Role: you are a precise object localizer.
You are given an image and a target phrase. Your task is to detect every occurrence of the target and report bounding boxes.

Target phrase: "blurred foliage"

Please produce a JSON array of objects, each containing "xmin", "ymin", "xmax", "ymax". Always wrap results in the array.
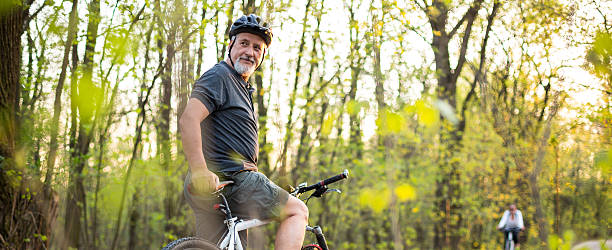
[{"xmin": 4, "ymin": 0, "xmax": 611, "ymax": 249}]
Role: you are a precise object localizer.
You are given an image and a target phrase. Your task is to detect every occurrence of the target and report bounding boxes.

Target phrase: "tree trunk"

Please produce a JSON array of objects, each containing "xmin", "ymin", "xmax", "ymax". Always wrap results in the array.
[
  {"xmin": 196, "ymin": 1, "xmax": 208, "ymax": 77},
  {"xmin": 529, "ymin": 98, "xmax": 560, "ymax": 245},
  {"xmin": 554, "ymin": 143, "xmax": 560, "ymax": 235},
  {"xmin": 177, "ymin": 1, "xmax": 192, "ymax": 133},
  {"xmin": 110, "ymin": 5, "xmax": 160, "ymax": 248},
  {"xmin": 347, "ymin": 0, "xmax": 365, "ymax": 159},
  {"xmin": 278, "ymin": 0, "xmax": 312, "ymax": 187},
  {"xmin": 127, "ymin": 188, "xmax": 141, "ymax": 250},
  {"xmin": 92, "ymin": 80, "xmax": 120, "ymax": 249},
  {"xmin": 45, "ymin": 0, "xmax": 79, "ymax": 189},
  {"xmin": 65, "ymin": 0, "xmax": 103, "ymax": 245},
  {"xmin": 0, "ymin": 1, "xmax": 57, "ymax": 249},
  {"xmin": 0, "ymin": 3, "xmax": 24, "ymax": 159},
  {"xmin": 423, "ymin": 0, "xmax": 483, "ymax": 247},
  {"xmin": 64, "ymin": 28, "xmax": 85, "ymax": 249},
  {"xmin": 160, "ymin": 13, "xmax": 175, "ymax": 237},
  {"xmin": 219, "ymin": 0, "xmax": 235, "ymax": 61},
  {"xmin": 294, "ymin": 0, "xmax": 324, "ymax": 178},
  {"xmin": 255, "ymin": 71, "xmax": 270, "ymax": 174}
]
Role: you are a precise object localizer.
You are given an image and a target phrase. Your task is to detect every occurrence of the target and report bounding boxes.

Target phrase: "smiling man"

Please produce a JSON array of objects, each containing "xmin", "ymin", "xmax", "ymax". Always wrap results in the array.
[{"xmin": 179, "ymin": 14, "xmax": 308, "ymax": 249}]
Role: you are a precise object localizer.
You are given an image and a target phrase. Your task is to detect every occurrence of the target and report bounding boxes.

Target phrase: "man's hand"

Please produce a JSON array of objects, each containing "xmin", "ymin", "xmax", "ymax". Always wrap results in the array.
[{"xmin": 190, "ymin": 168, "xmax": 219, "ymax": 195}]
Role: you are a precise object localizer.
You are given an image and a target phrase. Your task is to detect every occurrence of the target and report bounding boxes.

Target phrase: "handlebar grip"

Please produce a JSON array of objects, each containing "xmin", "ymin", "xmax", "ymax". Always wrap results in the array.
[
  {"xmin": 298, "ymin": 169, "xmax": 349, "ymax": 194},
  {"xmin": 321, "ymin": 169, "xmax": 349, "ymax": 186}
]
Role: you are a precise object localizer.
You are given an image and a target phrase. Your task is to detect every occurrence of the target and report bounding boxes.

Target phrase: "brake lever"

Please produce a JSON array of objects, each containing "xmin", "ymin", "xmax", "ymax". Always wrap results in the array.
[
  {"xmin": 312, "ymin": 187, "xmax": 343, "ymax": 198},
  {"xmin": 325, "ymin": 188, "xmax": 342, "ymax": 195}
]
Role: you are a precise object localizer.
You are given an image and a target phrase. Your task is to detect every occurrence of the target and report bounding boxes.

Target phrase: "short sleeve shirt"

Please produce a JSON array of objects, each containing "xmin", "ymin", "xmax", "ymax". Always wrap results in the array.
[{"xmin": 190, "ymin": 61, "xmax": 258, "ymax": 176}]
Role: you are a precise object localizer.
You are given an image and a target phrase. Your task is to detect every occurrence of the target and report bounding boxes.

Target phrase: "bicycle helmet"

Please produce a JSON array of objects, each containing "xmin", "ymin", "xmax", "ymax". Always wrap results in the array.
[{"xmin": 229, "ymin": 14, "xmax": 273, "ymax": 46}]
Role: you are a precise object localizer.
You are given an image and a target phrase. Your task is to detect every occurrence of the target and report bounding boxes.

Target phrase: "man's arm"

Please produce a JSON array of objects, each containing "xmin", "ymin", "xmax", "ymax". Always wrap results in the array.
[{"xmin": 179, "ymin": 98, "xmax": 218, "ymax": 194}]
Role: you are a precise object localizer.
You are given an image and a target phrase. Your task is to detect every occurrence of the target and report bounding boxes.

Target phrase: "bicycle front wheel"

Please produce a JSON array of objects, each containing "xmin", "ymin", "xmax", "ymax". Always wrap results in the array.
[
  {"xmin": 163, "ymin": 237, "xmax": 220, "ymax": 250},
  {"xmin": 504, "ymin": 237, "xmax": 513, "ymax": 250}
]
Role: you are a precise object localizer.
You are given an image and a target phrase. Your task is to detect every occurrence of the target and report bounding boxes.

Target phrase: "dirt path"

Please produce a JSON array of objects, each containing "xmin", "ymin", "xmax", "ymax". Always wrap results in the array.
[{"xmin": 572, "ymin": 240, "xmax": 612, "ymax": 250}]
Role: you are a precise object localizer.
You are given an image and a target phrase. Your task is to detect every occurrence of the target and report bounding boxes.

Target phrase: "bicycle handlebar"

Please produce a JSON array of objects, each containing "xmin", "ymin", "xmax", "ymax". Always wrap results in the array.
[{"xmin": 297, "ymin": 169, "xmax": 349, "ymax": 194}]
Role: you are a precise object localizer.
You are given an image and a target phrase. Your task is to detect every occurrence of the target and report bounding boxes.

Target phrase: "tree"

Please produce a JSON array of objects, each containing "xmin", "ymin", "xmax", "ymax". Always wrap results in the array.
[
  {"xmin": 0, "ymin": 0, "xmax": 55, "ymax": 248},
  {"xmin": 409, "ymin": 0, "xmax": 486, "ymax": 247}
]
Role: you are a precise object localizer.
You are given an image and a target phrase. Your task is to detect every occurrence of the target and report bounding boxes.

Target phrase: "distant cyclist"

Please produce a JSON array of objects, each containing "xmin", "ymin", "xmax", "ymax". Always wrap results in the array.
[
  {"xmin": 497, "ymin": 204, "xmax": 525, "ymax": 248},
  {"xmin": 179, "ymin": 14, "xmax": 308, "ymax": 249}
]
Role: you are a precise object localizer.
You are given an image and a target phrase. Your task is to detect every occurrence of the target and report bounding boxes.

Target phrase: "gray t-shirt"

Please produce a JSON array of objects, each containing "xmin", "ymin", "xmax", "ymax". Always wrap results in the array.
[{"xmin": 190, "ymin": 61, "xmax": 258, "ymax": 176}]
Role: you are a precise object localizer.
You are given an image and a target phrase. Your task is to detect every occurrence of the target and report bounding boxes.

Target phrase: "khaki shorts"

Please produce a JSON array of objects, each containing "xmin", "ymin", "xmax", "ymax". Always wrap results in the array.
[{"xmin": 184, "ymin": 171, "xmax": 289, "ymax": 246}]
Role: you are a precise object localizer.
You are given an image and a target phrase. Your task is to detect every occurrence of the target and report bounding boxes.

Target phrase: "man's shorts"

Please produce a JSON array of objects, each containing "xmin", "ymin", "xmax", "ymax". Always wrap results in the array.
[{"xmin": 184, "ymin": 171, "xmax": 290, "ymax": 247}]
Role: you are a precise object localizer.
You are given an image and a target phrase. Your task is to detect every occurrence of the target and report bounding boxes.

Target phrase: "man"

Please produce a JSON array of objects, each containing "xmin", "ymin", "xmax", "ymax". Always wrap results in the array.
[
  {"xmin": 497, "ymin": 204, "xmax": 525, "ymax": 248},
  {"xmin": 179, "ymin": 14, "xmax": 308, "ymax": 249}
]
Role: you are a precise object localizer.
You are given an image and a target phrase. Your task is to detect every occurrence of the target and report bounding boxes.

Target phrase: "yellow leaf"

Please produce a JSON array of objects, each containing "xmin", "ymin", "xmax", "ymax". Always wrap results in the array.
[
  {"xmin": 395, "ymin": 183, "xmax": 416, "ymax": 201},
  {"xmin": 384, "ymin": 110, "xmax": 404, "ymax": 133},
  {"xmin": 321, "ymin": 112, "xmax": 337, "ymax": 136},
  {"xmin": 433, "ymin": 30, "xmax": 442, "ymax": 37},
  {"xmin": 346, "ymin": 100, "xmax": 360, "ymax": 116},
  {"xmin": 415, "ymin": 100, "xmax": 438, "ymax": 126}
]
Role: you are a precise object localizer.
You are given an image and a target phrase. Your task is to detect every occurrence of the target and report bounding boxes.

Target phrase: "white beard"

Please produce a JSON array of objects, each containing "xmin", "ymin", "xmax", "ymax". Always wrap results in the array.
[{"xmin": 234, "ymin": 58, "xmax": 256, "ymax": 76}]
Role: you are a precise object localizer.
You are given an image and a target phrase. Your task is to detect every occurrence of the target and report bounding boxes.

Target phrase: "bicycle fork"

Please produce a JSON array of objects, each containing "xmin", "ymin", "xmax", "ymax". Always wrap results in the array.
[{"xmin": 306, "ymin": 226, "xmax": 329, "ymax": 250}]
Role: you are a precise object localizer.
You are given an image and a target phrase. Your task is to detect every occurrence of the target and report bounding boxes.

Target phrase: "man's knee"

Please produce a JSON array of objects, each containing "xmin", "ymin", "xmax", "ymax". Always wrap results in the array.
[{"xmin": 283, "ymin": 196, "xmax": 308, "ymax": 222}]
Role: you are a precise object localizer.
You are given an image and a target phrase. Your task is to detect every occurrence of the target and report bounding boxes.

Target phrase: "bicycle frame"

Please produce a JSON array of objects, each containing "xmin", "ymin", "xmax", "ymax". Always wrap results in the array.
[
  {"xmin": 214, "ymin": 197, "xmax": 330, "ymax": 250},
  {"xmin": 212, "ymin": 170, "xmax": 347, "ymax": 250},
  {"xmin": 217, "ymin": 217, "xmax": 270, "ymax": 250},
  {"xmin": 503, "ymin": 227, "xmax": 519, "ymax": 250}
]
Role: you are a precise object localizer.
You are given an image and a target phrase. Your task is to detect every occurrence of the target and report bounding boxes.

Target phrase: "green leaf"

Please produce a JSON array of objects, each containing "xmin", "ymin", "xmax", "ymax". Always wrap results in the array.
[
  {"xmin": 594, "ymin": 149, "xmax": 612, "ymax": 175},
  {"xmin": 359, "ymin": 187, "xmax": 390, "ymax": 213}
]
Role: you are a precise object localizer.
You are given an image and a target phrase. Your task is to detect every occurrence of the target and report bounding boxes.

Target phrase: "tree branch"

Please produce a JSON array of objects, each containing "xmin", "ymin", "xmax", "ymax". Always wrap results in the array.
[
  {"xmin": 459, "ymin": 1, "xmax": 499, "ymax": 133},
  {"xmin": 413, "ymin": 0, "xmax": 427, "ymax": 12},
  {"xmin": 448, "ymin": 9, "xmax": 469, "ymax": 38},
  {"xmin": 451, "ymin": 0, "xmax": 482, "ymax": 84},
  {"xmin": 306, "ymin": 64, "xmax": 344, "ymax": 103}
]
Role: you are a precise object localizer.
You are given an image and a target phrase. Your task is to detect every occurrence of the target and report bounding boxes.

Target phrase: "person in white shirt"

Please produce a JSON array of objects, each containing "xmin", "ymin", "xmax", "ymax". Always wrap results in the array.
[{"xmin": 497, "ymin": 204, "xmax": 525, "ymax": 248}]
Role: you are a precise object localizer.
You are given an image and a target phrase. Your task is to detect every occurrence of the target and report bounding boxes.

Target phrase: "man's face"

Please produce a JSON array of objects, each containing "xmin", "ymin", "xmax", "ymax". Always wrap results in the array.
[
  {"xmin": 509, "ymin": 205, "xmax": 517, "ymax": 212},
  {"xmin": 229, "ymin": 33, "xmax": 266, "ymax": 78}
]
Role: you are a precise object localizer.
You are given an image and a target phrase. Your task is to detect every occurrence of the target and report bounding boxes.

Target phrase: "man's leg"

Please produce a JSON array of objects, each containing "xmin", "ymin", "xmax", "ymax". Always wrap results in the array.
[{"xmin": 276, "ymin": 196, "xmax": 308, "ymax": 250}]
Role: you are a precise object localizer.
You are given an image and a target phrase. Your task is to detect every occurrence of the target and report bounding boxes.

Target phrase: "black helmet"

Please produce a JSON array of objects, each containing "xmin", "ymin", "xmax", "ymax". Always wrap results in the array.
[{"xmin": 229, "ymin": 14, "xmax": 273, "ymax": 46}]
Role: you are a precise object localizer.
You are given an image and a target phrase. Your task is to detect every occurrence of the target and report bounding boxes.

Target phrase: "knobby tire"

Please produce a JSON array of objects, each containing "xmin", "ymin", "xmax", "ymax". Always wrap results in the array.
[{"xmin": 163, "ymin": 237, "xmax": 219, "ymax": 250}]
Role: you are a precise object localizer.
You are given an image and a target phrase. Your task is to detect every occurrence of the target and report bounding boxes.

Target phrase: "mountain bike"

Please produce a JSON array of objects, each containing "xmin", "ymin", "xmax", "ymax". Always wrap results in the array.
[
  {"xmin": 163, "ymin": 170, "xmax": 349, "ymax": 250},
  {"xmin": 502, "ymin": 227, "xmax": 520, "ymax": 250}
]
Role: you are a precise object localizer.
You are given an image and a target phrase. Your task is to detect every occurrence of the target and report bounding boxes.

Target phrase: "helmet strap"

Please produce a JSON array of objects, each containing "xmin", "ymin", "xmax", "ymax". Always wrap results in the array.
[
  {"xmin": 255, "ymin": 48, "xmax": 266, "ymax": 72},
  {"xmin": 228, "ymin": 36, "xmax": 236, "ymax": 68}
]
